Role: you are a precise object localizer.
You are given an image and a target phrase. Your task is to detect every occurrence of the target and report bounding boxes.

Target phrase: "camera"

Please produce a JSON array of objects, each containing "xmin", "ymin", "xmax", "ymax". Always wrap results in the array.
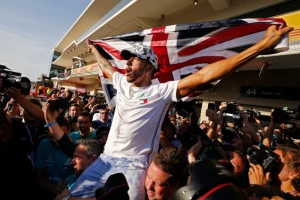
[
  {"xmin": 222, "ymin": 101, "xmax": 243, "ymax": 130},
  {"xmin": 272, "ymin": 107, "xmax": 295, "ymax": 124},
  {"xmin": 221, "ymin": 126, "xmax": 240, "ymax": 144},
  {"xmin": 246, "ymin": 145, "xmax": 282, "ymax": 173},
  {"xmin": 0, "ymin": 65, "xmax": 31, "ymax": 96},
  {"xmin": 244, "ymin": 108, "xmax": 260, "ymax": 123},
  {"xmin": 48, "ymin": 97, "xmax": 70, "ymax": 111},
  {"xmin": 222, "ymin": 101, "xmax": 240, "ymax": 114}
]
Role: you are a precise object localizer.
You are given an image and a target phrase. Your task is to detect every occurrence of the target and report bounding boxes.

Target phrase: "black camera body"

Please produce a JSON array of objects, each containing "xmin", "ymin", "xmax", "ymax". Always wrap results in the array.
[
  {"xmin": 222, "ymin": 101, "xmax": 243, "ymax": 130},
  {"xmin": 0, "ymin": 65, "xmax": 31, "ymax": 96},
  {"xmin": 224, "ymin": 101, "xmax": 240, "ymax": 114},
  {"xmin": 272, "ymin": 108, "xmax": 295, "ymax": 124},
  {"xmin": 178, "ymin": 127, "xmax": 211, "ymax": 151},
  {"xmin": 244, "ymin": 108, "xmax": 260, "ymax": 123},
  {"xmin": 48, "ymin": 97, "xmax": 70, "ymax": 111},
  {"xmin": 3, "ymin": 77, "xmax": 22, "ymax": 90},
  {"xmin": 246, "ymin": 146, "xmax": 282, "ymax": 173},
  {"xmin": 221, "ymin": 126, "xmax": 240, "ymax": 143}
]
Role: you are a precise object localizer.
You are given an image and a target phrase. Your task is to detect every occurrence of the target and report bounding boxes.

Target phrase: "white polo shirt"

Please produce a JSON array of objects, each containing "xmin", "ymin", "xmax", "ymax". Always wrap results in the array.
[{"xmin": 104, "ymin": 72, "xmax": 179, "ymax": 163}]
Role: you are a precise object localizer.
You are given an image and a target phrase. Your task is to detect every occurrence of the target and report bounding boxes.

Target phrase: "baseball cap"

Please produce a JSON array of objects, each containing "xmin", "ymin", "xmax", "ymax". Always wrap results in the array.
[
  {"xmin": 120, "ymin": 44, "xmax": 158, "ymax": 69},
  {"xmin": 96, "ymin": 125, "xmax": 110, "ymax": 139}
]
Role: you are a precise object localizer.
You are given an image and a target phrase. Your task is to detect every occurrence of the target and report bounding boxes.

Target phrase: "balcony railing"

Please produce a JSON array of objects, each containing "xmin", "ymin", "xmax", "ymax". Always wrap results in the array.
[{"xmin": 54, "ymin": 63, "xmax": 99, "ymax": 80}]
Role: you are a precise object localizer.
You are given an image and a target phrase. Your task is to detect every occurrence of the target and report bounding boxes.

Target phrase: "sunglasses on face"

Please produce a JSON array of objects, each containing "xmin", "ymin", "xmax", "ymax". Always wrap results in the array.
[{"xmin": 100, "ymin": 112, "xmax": 109, "ymax": 115}]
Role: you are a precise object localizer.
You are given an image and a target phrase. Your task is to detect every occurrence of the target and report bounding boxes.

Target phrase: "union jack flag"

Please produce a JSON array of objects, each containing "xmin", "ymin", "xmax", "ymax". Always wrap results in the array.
[{"xmin": 88, "ymin": 18, "xmax": 289, "ymax": 108}]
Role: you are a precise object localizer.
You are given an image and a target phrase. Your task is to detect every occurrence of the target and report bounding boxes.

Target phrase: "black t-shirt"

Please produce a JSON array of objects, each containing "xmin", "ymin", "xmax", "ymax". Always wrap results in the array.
[{"xmin": 0, "ymin": 118, "xmax": 47, "ymax": 199}]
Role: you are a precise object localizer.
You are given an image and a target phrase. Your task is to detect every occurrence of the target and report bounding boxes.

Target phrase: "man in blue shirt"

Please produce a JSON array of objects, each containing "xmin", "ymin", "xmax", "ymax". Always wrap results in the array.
[
  {"xmin": 69, "ymin": 112, "xmax": 96, "ymax": 144},
  {"xmin": 91, "ymin": 108, "xmax": 112, "ymax": 130}
]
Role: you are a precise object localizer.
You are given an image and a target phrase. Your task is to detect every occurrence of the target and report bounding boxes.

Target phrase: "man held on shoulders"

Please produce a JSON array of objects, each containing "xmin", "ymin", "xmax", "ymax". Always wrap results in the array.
[{"xmin": 44, "ymin": 25, "xmax": 293, "ymax": 200}]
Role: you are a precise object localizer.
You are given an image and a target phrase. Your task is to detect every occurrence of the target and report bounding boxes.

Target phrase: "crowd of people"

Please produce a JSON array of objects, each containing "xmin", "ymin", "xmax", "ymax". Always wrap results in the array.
[{"xmin": 0, "ymin": 25, "xmax": 299, "ymax": 200}]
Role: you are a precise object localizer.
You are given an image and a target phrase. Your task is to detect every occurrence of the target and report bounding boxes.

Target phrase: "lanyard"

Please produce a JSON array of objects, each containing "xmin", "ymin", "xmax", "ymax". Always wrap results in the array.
[{"xmin": 24, "ymin": 124, "xmax": 38, "ymax": 147}]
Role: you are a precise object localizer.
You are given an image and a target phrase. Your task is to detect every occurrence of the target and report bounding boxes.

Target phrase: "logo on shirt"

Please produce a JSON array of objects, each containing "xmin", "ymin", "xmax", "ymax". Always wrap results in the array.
[{"xmin": 139, "ymin": 98, "xmax": 148, "ymax": 104}]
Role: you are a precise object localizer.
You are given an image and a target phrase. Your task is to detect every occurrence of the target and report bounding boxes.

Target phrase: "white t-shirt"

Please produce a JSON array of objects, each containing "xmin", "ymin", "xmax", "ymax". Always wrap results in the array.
[{"xmin": 104, "ymin": 72, "xmax": 179, "ymax": 163}]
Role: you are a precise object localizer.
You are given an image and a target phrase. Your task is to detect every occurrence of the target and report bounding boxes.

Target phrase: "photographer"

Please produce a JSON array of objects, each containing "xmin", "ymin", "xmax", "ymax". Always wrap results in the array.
[
  {"xmin": 239, "ymin": 107, "xmax": 261, "ymax": 146},
  {"xmin": 0, "ymin": 76, "xmax": 47, "ymax": 199},
  {"xmin": 0, "ymin": 78, "xmax": 47, "ymax": 163},
  {"xmin": 217, "ymin": 102, "xmax": 261, "ymax": 154},
  {"xmin": 5, "ymin": 86, "xmax": 45, "ymax": 122},
  {"xmin": 247, "ymin": 143, "xmax": 300, "ymax": 199},
  {"xmin": 187, "ymin": 137, "xmax": 247, "ymax": 178},
  {"xmin": 262, "ymin": 108, "xmax": 298, "ymax": 148}
]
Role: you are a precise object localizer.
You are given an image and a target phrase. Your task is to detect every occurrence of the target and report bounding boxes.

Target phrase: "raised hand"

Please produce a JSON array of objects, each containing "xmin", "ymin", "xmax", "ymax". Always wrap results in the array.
[
  {"xmin": 87, "ymin": 44, "xmax": 98, "ymax": 54},
  {"xmin": 259, "ymin": 25, "xmax": 294, "ymax": 52},
  {"xmin": 248, "ymin": 163, "xmax": 270, "ymax": 186},
  {"xmin": 187, "ymin": 137, "xmax": 202, "ymax": 164},
  {"xmin": 206, "ymin": 109, "xmax": 218, "ymax": 122},
  {"xmin": 45, "ymin": 103, "xmax": 62, "ymax": 123}
]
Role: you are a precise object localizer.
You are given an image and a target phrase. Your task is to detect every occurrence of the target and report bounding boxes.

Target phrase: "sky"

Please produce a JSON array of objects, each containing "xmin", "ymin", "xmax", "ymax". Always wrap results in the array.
[{"xmin": 0, "ymin": 0, "xmax": 91, "ymax": 81}]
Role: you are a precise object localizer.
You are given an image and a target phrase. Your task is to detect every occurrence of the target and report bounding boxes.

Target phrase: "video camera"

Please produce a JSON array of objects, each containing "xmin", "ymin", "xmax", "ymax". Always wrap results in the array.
[
  {"xmin": 0, "ymin": 65, "xmax": 31, "ymax": 96},
  {"xmin": 272, "ymin": 107, "xmax": 298, "ymax": 124},
  {"xmin": 246, "ymin": 145, "xmax": 282, "ymax": 173},
  {"xmin": 221, "ymin": 101, "xmax": 243, "ymax": 129}
]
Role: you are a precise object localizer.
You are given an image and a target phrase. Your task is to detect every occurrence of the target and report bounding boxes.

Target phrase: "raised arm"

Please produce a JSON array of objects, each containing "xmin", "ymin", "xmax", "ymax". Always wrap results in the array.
[
  {"xmin": 176, "ymin": 25, "xmax": 293, "ymax": 99},
  {"xmin": 44, "ymin": 104, "xmax": 65, "ymax": 141},
  {"xmin": 6, "ymin": 87, "xmax": 45, "ymax": 122},
  {"xmin": 88, "ymin": 44, "xmax": 116, "ymax": 82}
]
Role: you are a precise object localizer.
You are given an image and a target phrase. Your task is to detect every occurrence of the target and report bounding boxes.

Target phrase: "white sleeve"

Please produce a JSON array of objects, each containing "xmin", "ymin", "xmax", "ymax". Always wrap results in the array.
[{"xmin": 159, "ymin": 80, "xmax": 179, "ymax": 103}]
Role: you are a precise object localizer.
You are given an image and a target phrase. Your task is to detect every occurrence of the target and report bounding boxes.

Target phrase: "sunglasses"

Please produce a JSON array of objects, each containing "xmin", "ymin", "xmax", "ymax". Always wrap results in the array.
[{"xmin": 100, "ymin": 112, "xmax": 109, "ymax": 115}]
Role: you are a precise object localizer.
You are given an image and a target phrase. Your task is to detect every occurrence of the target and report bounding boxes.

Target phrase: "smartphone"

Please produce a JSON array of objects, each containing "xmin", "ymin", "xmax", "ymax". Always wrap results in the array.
[
  {"xmin": 48, "ymin": 97, "xmax": 70, "ymax": 111},
  {"xmin": 207, "ymin": 103, "xmax": 216, "ymax": 110}
]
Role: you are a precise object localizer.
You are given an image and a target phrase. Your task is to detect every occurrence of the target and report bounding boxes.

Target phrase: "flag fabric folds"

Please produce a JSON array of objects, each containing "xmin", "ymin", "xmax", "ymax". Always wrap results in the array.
[{"xmin": 88, "ymin": 18, "xmax": 288, "ymax": 108}]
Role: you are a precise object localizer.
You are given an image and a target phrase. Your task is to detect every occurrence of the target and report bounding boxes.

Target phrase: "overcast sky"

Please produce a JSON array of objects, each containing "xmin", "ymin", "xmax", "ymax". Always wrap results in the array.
[{"xmin": 0, "ymin": 0, "xmax": 91, "ymax": 81}]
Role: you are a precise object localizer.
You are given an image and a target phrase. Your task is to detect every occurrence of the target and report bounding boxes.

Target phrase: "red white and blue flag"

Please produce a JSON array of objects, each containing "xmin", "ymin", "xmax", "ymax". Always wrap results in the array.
[{"xmin": 88, "ymin": 18, "xmax": 289, "ymax": 108}]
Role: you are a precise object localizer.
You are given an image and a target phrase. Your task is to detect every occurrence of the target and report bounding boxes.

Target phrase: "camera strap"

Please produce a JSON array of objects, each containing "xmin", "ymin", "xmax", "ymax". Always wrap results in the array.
[
  {"xmin": 24, "ymin": 124, "xmax": 38, "ymax": 147},
  {"xmin": 24, "ymin": 124, "xmax": 38, "ymax": 171}
]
